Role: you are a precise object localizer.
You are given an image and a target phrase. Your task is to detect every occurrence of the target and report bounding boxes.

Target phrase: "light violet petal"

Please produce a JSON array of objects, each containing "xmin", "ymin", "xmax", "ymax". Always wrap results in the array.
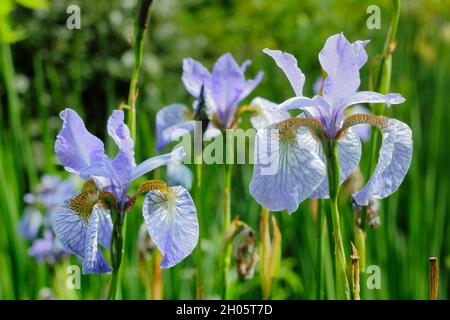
[
  {"xmin": 182, "ymin": 58, "xmax": 211, "ymax": 98},
  {"xmin": 238, "ymin": 71, "xmax": 264, "ymax": 102},
  {"xmin": 142, "ymin": 186, "xmax": 198, "ymax": 268},
  {"xmin": 131, "ymin": 147, "xmax": 186, "ymax": 181},
  {"xmin": 353, "ymin": 118, "xmax": 412, "ymax": 206},
  {"xmin": 336, "ymin": 91, "xmax": 405, "ymax": 117},
  {"xmin": 249, "ymin": 97, "xmax": 290, "ymax": 129},
  {"xmin": 250, "ymin": 126, "xmax": 326, "ymax": 213},
  {"xmin": 19, "ymin": 207, "xmax": 43, "ymax": 241},
  {"xmin": 310, "ymin": 128, "xmax": 362, "ymax": 198},
  {"xmin": 319, "ymin": 33, "xmax": 366, "ymax": 106},
  {"xmin": 210, "ymin": 53, "xmax": 246, "ymax": 127},
  {"xmin": 55, "ymin": 108, "xmax": 105, "ymax": 177},
  {"xmin": 156, "ymin": 104, "xmax": 194, "ymax": 152},
  {"xmin": 263, "ymin": 48, "xmax": 305, "ymax": 96},
  {"xmin": 82, "ymin": 205, "xmax": 112, "ymax": 274}
]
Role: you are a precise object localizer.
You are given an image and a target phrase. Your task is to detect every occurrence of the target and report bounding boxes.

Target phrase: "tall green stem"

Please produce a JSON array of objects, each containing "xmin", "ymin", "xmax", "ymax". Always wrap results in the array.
[
  {"xmin": 108, "ymin": 210, "xmax": 125, "ymax": 300},
  {"xmin": 194, "ymin": 157, "xmax": 204, "ymax": 299},
  {"xmin": 323, "ymin": 140, "xmax": 350, "ymax": 300},
  {"xmin": 221, "ymin": 151, "xmax": 233, "ymax": 299},
  {"xmin": 127, "ymin": 0, "xmax": 153, "ymax": 142}
]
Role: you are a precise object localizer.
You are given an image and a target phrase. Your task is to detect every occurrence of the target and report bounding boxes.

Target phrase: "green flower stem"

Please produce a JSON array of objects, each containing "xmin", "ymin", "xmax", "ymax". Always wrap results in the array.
[
  {"xmin": 127, "ymin": 0, "xmax": 153, "ymax": 142},
  {"xmin": 221, "ymin": 152, "xmax": 233, "ymax": 299},
  {"xmin": 323, "ymin": 140, "xmax": 350, "ymax": 300},
  {"xmin": 108, "ymin": 209, "xmax": 125, "ymax": 300},
  {"xmin": 316, "ymin": 199, "xmax": 324, "ymax": 299},
  {"xmin": 194, "ymin": 156, "xmax": 204, "ymax": 299},
  {"xmin": 368, "ymin": 0, "xmax": 401, "ymax": 179}
]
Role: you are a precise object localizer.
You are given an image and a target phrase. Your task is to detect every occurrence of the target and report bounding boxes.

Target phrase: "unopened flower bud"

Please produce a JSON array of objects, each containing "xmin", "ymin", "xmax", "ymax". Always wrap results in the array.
[{"xmin": 233, "ymin": 228, "xmax": 259, "ymax": 279}]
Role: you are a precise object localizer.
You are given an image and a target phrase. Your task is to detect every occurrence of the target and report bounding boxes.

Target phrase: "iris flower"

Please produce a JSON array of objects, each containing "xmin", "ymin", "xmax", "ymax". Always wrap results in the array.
[
  {"xmin": 156, "ymin": 53, "xmax": 264, "ymax": 152},
  {"xmin": 19, "ymin": 175, "xmax": 74, "ymax": 264},
  {"xmin": 250, "ymin": 33, "xmax": 413, "ymax": 213},
  {"xmin": 54, "ymin": 108, "xmax": 198, "ymax": 274}
]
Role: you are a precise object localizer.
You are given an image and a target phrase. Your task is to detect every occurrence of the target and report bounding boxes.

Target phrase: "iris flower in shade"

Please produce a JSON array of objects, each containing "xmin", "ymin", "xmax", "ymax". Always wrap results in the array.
[
  {"xmin": 19, "ymin": 175, "xmax": 75, "ymax": 264},
  {"xmin": 54, "ymin": 108, "xmax": 198, "ymax": 273},
  {"xmin": 250, "ymin": 33, "xmax": 413, "ymax": 212},
  {"xmin": 156, "ymin": 53, "xmax": 264, "ymax": 152}
]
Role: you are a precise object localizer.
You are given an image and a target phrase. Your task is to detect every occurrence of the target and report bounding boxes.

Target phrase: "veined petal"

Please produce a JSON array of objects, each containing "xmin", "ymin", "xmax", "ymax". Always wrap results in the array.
[
  {"xmin": 310, "ymin": 128, "xmax": 362, "ymax": 198},
  {"xmin": 55, "ymin": 108, "xmax": 105, "ymax": 178},
  {"xmin": 319, "ymin": 33, "xmax": 368, "ymax": 106},
  {"xmin": 353, "ymin": 118, "xmax": 412, "ymax": 206},
  {"xmin": 156, "ymin": 104, "xmax": 194, "ymax": 152},
  {"xmin": 182, "ymin": 58, "xmax": 211, "ymax": 98},
  {"xmin": 131, "ymin": 147, "xmax": 186, "ymax": 181},
  {"xmin": 142, "ymin": 186, "xmax": 198, "ymax": 268},
  {"xmin": 250, "ymin": 125, "xmax": 326, "ymax": 213},
  {"xmin": 54, "ymin": 204, "xmax": 87, "ymax": 257},
  {"xmin": 263, "ymin": 48, "xmax": 305, "ymax": 96},
  {"xmin": 82, "ymin": 205, "xmax": 112, "ymax": 274},
  {"xmin": 167, "ymin": 163, "xmax": 193, "ymax": 190},
  {"xmin": 249, "ymin": 97, "xmax": 290, "ymax": 129}
]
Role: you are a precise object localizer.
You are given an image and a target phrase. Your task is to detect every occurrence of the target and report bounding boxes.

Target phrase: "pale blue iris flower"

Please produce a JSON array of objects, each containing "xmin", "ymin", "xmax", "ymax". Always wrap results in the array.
[
  {"xmin": 54, "ymin": 108, "xmax": 198, "ymax": 273},
  {"xmin": 156, "ymin": 53, "xmax": 264, "ymax": 152},
  {"xmin": 250, "ymin": 33, "xmax": 413, "ymax": 213}
]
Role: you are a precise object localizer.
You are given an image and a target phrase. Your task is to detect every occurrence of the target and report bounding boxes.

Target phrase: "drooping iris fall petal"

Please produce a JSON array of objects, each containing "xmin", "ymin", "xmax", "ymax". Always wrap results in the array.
[
  {"xmin": 142, "ymin": 186, "xmax": 198, "ymax": 268},
  {"xmin": 250, "ymin": 126, "xmax": 326, "ymax": 213}
]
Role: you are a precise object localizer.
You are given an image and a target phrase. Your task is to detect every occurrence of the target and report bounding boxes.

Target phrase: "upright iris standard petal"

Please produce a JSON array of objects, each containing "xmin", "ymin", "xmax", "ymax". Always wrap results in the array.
[
  {"xmin": 55, "ymin": 109, "xmax": 105, "ymax": 177},
  {"xmin": 263, "ymin": 48, "xmax": 305, "ymax": 96},
  {"xmin": 209, "ymin": 53, "xmax": 247, "ymax": 127},
  {"xmin": 142, "ymin": 186, "xmax": 198, "ymax": 268},
  {"xmin": 310, "ymin": 128, "xmax": 362, "ymax": 198},
  {"xmin": 182, "ymin": 58, "xmax": 211, "ymax": 98},
  {"xmin": 82, "ymin": 205, "xmax": 112, "ymax": 274},
  {"xmin": 250, "ymin": 126, "xmax": 326, "ymax": 213},
  {"xmin": 156, "ymin": 104, "xmax": 195, "ymax": 152},
  {"xmin": 319, "ymin": 33, "xmax": 368, "ymax": 106},
  {"xmin": 249, "ymin": 97, "xmax": 290, "ymax": 129},
  {"xmin": 353, "ymin": 118, "xmax": 413, "ymax": 206},
  {"xmin": 107, "ymin": 110, "xmax": 134, "ymax": 157},
  {"xmin": 131, "ymin": 147, "xmax": 186, "ymax": 181}
]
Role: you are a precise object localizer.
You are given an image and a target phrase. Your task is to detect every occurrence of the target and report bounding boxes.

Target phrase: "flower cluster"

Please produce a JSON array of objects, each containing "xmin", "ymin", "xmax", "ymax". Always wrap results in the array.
[{"xmin": 249, "ymin": 33, "xmax": 413, "ymax": 213}]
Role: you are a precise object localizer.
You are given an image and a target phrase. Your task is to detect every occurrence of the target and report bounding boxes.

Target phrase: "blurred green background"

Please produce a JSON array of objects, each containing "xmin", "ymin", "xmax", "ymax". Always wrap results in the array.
[{"xmin": 0, "ymin": 0, "xmax": 449, "ymax": 299}]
